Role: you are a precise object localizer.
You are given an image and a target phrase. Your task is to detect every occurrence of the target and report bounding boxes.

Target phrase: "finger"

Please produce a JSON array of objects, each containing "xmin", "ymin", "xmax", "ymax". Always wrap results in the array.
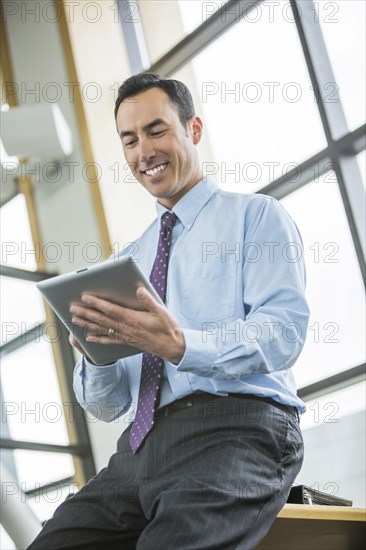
[
  {"xmin": 69, "ymin": 333, "xmax": 80, "ymax": 347},
  {"xmin": 71, "ymin": 316, "xmax": 114, "ymax": 339},
  {"xmin": 70, "ymin": 303, "xmax": 124, "ymax": 337},
  {"xmin": 69, "ymin": 333, "xmax": 86, "ymax": 355},
  {"xmin": 71, "ymin": 310, "xmax": 135, "ymax": 341},
  {"xmin": 70, "ymin": 305, "xmax": 113, "ymax": 329},
  {"xmin": 85, "ymin": 334, "xmax": 122, "ymax": 345},
  {"xmin": 81, "ymin": 294, "xmax": 128, "ymax": 320},
  {"xmin": 85, "ymin": 321, "xmax": 139, "ymax": 345},
  {"xmin": 72, "ymin": 314, "xmax": 136, "ymax": 339}
]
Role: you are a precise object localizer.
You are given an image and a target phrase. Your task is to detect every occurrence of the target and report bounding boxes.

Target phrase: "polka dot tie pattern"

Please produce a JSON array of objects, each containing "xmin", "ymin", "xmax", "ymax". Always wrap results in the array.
[{"xmin": 129, "ymin": 211, "xmax": 178, "ymax": 453}]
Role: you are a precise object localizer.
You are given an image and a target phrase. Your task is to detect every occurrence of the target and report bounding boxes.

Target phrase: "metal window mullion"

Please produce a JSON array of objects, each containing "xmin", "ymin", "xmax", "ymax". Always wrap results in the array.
[
  {"xmin": 118, "ymin": 0, "xmax": 150, "ymax": 73},
  {"xmin": 147, "ymin": 0, "xmax": 263, "ymax": 76},
  {"xmin": 53, "ymin": 320, "xmax": 96, "ymax": 481},
  {"xmin": 0, "ymin": 388, "xmax": 18, "ymax": 481},
  {"xmin": 298, "ymin": 363, "xmax": 366, "ymax": 401},
  {"xmin": 0, "ymin": 265, "xmax": 54, "ymax": 282},
  {"xmin": 0, "ymin": 323, "xmax": 46, "ymax": 357},
  {"xmin": 292, "ymin": 0, "xmax": 365, "ymax": 278},
  {"xmin": 335, "ymin": 124, "xmax": 366, "ymax": 156},
  {"xmin": 259, "ymin": 148, "xmax": 331, "ymax": 199},
  {"xmin": 332, "ymin": 155, "xmax": 366, "ymax": 282},
  {"xmin": 24, "ymin": 476, "xmax": 76, "ymax": 498},
  {"xmin": 259, "ymin": 124, "xmax": 366, "ymax": 199},
  {"xmin": 0, "ymin": 438, "xmax": 89, "ymax": 455},
  {"xmin": 291, "ymin": 0, "xmax": 348, "ymax": 143}
]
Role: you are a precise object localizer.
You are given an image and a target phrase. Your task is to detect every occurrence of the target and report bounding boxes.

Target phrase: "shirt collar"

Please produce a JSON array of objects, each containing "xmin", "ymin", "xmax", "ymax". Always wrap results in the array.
[{"xmin": 155, "ymin": 177, "xmax": 219, "ymax": 231}]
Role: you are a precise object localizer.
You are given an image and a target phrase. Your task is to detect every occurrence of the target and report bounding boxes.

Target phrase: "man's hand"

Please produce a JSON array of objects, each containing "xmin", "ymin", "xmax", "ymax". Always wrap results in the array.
[
  {"xmin": 68, "ymin": 333, "xmax": 87, "ymax": 356},
  {"xmin": 69, "ymin": 287, "xmax": 186, "ymax": 364}
]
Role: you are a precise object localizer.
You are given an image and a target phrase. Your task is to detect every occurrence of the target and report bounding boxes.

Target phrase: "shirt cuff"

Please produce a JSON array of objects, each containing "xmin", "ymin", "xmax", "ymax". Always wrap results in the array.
[
  {"xmin": 82, "ymin": 354, "xmax": 116, "ymax": 367},
  {"xmin": 165, "ymin": 327, "xmax": 218, "ymax": 376}
]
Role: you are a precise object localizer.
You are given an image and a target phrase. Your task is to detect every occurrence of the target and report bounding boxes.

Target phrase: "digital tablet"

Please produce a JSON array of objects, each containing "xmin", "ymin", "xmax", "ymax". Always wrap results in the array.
[{"xmin": 36, "ymin": 257, "xmax": 163, "ymax": 364}]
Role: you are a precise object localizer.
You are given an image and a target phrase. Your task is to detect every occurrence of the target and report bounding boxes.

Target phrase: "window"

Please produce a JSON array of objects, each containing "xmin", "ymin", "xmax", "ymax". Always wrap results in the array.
[
  {"xmin": 319, "ymin": 0, "xmax": 366, "ymax": 131},
  {"xmin": 301, "ymin": 380, "xmax": 366, "ymax": 432},
  {"xmin": 0, "ymin": 193, "xmax": 95, "ymax": 526},
  {"xmin": 358, "ymin": 150, "xmax": 365, "ymax": 188},
  {"xmin": 172, "ymin": 8, "xmax": 327, "ymax": 192},
  {"xmin": 139, "ymin": 0, "xmax": 230, "ymax": 64},
  {"xmin": 0, "ymin": 193, "xmax": 36, "ymax": 270},
  {"xmin": 178, "ymin": 0, "xmax": 228, "ymax": 34},
  {"xmin": 281, "ymin": 173, "xmax": 365, "ymax": 387},
  {"xmin": 1, "ymin": 277, "xmax": 45, "ymax": 346},
  {"xmin": 1, "ymin": 341, "xmax": 70, "ymax": 445},
  {"xmin": 299, "ymin": 380, "xmax": 366, "ymax": 507}
]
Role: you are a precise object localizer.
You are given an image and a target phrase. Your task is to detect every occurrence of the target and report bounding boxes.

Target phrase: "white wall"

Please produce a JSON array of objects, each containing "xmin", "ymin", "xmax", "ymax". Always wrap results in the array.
[{"xmin": 66, "ymin": 0, "xmax": 158, "ymax": 249}]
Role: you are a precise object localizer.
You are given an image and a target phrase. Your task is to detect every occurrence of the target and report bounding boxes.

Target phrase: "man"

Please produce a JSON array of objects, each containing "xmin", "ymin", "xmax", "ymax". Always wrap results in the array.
[{"xmin": 29, "ymin": 73, "xmax": 309, "ymax": 549}]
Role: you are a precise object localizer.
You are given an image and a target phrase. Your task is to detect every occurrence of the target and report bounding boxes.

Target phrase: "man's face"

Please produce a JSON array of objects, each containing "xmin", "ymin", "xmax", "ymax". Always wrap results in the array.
[{"xmin": 115, "ymin": 87, "xmax": 203, "ymax": 209}]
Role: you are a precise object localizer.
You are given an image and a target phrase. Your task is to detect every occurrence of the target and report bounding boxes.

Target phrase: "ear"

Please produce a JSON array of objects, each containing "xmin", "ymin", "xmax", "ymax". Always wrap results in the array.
[{"xmin": 189, "ymin": 115, "xmax": 203, "ymax": 145}]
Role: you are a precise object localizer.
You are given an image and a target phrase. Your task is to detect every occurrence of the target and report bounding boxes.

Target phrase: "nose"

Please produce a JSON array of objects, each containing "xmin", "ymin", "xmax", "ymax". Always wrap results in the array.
[{"xmin": 138, "ymin": 136, "xmax": 156, "ymax": 164}]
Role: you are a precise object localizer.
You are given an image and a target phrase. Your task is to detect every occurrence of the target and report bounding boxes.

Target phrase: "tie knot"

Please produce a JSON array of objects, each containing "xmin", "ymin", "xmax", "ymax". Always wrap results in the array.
[{"xmin": 161, "ymin": 211, "xmax": 177, "ymax": 233}]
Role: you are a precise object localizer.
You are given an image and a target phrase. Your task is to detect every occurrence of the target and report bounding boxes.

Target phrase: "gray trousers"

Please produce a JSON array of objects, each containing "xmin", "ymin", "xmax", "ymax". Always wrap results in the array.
[{"xmin": 28, "ymin": 394, "xmax": 304, "ymax": 550}]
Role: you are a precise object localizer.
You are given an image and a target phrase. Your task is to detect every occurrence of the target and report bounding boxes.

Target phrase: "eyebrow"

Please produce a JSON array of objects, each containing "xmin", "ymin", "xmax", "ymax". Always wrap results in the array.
[{"xmin": 119, "ymin": 118, "xmax": 168, "ymax": 139}]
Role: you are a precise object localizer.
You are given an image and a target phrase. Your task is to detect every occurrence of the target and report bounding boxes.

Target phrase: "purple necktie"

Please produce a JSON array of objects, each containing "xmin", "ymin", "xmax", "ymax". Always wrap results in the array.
[{"xmin": 129, "ymin": 211, "xmax": 178, "ymax": 452}]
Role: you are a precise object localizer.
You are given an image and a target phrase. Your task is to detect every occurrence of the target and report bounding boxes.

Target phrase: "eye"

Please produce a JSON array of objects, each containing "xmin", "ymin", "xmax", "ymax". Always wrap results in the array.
[
  {"xmin": 151, "ymin": 130, "xmax": 166, "ymax": 137},
  {"xmin": 124, "ymin": 139, "xmax": 137, "ymax": 147}
]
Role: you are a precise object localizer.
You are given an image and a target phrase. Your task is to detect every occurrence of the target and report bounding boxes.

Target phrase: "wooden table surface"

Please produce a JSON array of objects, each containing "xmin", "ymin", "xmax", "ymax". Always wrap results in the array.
[{"xmin": 256, "ymin": 504, "xmax": 366, "ymax": 550}]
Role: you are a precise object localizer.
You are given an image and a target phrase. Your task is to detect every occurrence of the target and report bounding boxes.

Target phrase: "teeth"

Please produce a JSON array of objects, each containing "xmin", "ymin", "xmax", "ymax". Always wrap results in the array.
[{"xmin": 145, "ymin": 163, "xmax": 167, "ymax": 176}]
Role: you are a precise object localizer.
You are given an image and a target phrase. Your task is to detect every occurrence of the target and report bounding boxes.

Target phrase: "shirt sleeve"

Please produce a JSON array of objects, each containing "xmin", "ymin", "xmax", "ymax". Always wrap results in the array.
[
  {"xmin": 168, "ymin": 196, "xmax": 310, "ymax": 380},
  {"xmin": 72, "ymin": 246, "xmax": 137, "ymax": 422},
  {"xmin": 73, "ymin": 355, "xmax": 132, "ymax": 422}
]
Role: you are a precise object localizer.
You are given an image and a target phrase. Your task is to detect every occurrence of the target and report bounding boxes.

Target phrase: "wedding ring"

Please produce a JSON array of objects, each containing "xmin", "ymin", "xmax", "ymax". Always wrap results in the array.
[{"xmin": 108, "ymin": 327, "xmax": 115, "ymax": 338}]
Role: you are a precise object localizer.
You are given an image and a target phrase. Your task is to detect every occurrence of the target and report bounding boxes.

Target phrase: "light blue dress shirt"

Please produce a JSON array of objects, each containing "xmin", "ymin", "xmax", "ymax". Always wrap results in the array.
[{"xmin": 73, "ymin": 177, "xmax": 310, "ymax": 420}]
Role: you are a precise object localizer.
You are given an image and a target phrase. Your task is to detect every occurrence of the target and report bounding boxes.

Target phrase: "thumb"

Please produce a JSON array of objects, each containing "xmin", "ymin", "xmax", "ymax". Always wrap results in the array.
[{"xmin": 136, "ymin": 286, "xmax": 160, "ymax": 311}]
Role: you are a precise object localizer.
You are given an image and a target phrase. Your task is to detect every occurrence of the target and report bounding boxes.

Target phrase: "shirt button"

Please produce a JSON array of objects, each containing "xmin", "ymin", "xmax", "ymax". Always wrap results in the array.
[
  {"xmin": 186, "ymin": 224, "xmax": 191, "ymax": 230},
  {"xmin": 174, "ymin": 373, "xmax": 181, "ymax": 380}
]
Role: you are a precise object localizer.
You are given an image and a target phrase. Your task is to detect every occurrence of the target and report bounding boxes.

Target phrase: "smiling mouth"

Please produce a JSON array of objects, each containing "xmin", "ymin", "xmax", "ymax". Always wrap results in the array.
[{"xmin": 143, "ymin": 163, "xmax": 168, "ymax": 177}]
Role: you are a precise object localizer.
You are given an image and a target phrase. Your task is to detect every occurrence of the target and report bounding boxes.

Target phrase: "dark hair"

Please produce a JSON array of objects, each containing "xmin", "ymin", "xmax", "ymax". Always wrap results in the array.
[{"xmin": 114, "ymin": 73, "xmax": 195, "ymax": 127}]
